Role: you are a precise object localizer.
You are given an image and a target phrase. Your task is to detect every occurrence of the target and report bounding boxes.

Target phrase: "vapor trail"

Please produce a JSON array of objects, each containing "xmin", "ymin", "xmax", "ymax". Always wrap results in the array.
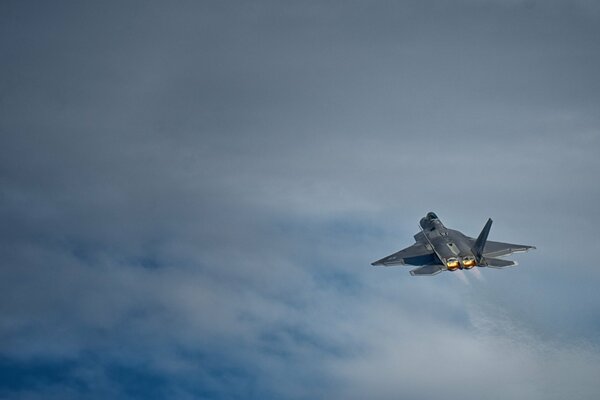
[
  {"xmin": 472, "ymin": 268, "xmax": 485, "ymax": 282},
  {"xmin": 455, "ymin": 270, "xmax": 470, "ymax": 285}
]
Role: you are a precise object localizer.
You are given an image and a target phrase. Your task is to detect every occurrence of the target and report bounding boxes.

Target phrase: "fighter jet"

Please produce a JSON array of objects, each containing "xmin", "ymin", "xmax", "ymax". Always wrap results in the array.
[{"xmin": 371, "ymin": 212, "xmax": 535, "ymax": 276}]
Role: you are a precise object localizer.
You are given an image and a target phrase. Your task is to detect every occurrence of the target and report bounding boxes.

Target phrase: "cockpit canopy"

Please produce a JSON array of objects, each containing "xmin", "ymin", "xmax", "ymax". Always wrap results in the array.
[
  {"xmin": 426, "ymin": 212, "xmax": 438, "ymax": 220},
  {"xmin": 420, "ymin": 212, "xmax": 441, "ymax": 230},
  {"xmin": 419, "ymin": 212, "xmax": 444, "ymax": 230}
]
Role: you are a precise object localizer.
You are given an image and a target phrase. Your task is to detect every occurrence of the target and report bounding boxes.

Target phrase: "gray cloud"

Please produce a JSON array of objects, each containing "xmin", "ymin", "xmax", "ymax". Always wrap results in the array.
[{"xmin": 1, "ymin": 0, "xmax": 600, "ymax": 399}]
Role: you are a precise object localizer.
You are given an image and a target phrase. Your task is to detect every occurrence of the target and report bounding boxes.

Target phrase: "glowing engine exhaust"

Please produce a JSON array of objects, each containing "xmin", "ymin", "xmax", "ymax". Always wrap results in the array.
[
  {"xmin": 446, "ymin": 257, "xmax": 478, "ymax": 271},
  {"xmin": 446, "ymin": 258, "xmax": 460, "ymax": 271},
  {"xmin": 462, "ymin": 257, "xmax": 477, "ymax": 269}
]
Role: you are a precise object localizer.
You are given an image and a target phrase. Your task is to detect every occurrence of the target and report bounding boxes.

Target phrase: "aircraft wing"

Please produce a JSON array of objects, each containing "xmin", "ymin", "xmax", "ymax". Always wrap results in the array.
[
  {"xmin": 480, "ymin": 240, "xmax": 536, "ymax": 258},
  {"xmin": 371, "ymin": 242, "xmax": 435, "ymax": 267}
]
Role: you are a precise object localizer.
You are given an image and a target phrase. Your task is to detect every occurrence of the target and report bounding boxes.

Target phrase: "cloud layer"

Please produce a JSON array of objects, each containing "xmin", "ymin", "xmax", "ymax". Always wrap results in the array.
[{"xmin": 2, "ymin": 1, "xmax": 600, "ymax": 398}]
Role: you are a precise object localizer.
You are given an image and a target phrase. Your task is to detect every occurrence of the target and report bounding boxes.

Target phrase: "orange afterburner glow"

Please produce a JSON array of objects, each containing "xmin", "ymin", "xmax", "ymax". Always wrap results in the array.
[{"xmin": 446, "ymin": 258, "xmax": 460, "ymax": 271}]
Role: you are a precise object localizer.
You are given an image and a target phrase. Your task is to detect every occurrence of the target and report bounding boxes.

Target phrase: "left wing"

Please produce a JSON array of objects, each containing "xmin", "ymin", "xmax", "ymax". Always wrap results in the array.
[
  {"xmin": 480, "ymin": 240, "xmax": 536, "ymax": 258},
  {"xmin": 371, "ymin": 242, "xmax": 435, "ymax": 267}
]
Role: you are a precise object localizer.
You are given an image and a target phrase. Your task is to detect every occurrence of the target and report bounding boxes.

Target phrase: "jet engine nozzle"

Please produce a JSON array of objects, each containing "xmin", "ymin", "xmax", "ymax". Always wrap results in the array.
[
  {"xmin": 446, "ymin": 258, "xmax": 460, "ymax": 271},
  {"xmin": 462, "ymin": 257, "xmax": 477, "ymax": 269}
]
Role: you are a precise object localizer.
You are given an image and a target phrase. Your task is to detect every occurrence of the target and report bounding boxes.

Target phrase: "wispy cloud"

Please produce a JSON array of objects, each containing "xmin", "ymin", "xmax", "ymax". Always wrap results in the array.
[{"xmin": 1, "ymin": 0, "xmax": 600, "ymax": 399}]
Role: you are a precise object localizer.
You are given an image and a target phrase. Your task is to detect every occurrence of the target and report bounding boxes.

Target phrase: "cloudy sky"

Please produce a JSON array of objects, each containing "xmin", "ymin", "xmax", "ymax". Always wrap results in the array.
[{"xmin": 2, "ymin": 1, "xmax": 600, "ymax": 399}]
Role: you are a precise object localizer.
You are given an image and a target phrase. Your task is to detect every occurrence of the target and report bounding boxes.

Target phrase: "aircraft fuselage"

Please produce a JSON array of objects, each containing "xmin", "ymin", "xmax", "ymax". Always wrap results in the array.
[{"xmin": 420, "ymin": 215, "xmax": 478, "ymax": 270}]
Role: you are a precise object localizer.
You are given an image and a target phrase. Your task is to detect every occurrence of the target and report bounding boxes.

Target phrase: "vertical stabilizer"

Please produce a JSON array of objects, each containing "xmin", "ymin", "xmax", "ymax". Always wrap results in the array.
[{"xmin": 473, "ymin": 218, "xmax": 493, "ymax": 261}]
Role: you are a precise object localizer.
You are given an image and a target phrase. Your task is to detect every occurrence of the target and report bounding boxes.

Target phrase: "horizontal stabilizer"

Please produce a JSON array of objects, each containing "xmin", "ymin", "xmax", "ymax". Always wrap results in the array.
[
  {"xmin": 410, "ymin": 264, "xmax": 444, "ymax": 276},
  {"xmin": 483, "ymin": 257, "xmax": 517, "ymax": 269}
]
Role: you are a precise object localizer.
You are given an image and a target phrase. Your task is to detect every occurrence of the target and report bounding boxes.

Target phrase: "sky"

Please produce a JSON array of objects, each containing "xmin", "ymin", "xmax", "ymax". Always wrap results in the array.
[{"xmin": 1, "ymin": 0, "xmax": 600, "ymax": 399}]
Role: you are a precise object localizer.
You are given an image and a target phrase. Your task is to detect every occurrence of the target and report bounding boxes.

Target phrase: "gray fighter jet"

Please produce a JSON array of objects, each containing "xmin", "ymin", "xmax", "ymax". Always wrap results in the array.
[{"xmin": 371, "ymin": 212, "xmax": 535, "ymax": 276}]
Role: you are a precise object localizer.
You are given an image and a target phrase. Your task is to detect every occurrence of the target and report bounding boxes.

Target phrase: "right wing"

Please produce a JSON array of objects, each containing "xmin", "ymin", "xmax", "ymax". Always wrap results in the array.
[
  {"xmin": 371, "ymin": 242, "xmax": 435, "ymax": 267},
  {"xmin": 480, "ymin": 241, "xmax": 536, "ymax": 258}
]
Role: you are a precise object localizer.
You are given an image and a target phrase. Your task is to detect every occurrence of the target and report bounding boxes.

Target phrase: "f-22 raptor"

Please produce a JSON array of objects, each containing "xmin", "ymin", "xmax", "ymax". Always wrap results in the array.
[{"xmin": 371, "ymin": 212, "xmax": 535, "ymax": 276}]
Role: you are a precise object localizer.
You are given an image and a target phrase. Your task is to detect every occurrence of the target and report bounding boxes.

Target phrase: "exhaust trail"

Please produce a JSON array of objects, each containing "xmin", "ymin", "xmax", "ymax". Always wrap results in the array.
[
  {"xmin": 455, "ymin": 270, "xmax": 470, "ymax": 285},
  {"xmin": 472, "ymin": 267, "xmax": 485, "ymax": 282}
]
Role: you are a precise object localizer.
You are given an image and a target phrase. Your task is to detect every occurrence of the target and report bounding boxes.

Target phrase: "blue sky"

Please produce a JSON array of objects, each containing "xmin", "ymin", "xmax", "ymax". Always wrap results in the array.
[{"xmin": 2, "ymin": 1, "xmax": 600, "ymax": 399}]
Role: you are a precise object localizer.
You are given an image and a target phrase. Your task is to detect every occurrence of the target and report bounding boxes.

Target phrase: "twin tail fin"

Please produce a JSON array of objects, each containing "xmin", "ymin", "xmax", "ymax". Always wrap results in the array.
[{"xmin": 473, "ymin": 218, "xmax": 493, "ymax": 262}]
